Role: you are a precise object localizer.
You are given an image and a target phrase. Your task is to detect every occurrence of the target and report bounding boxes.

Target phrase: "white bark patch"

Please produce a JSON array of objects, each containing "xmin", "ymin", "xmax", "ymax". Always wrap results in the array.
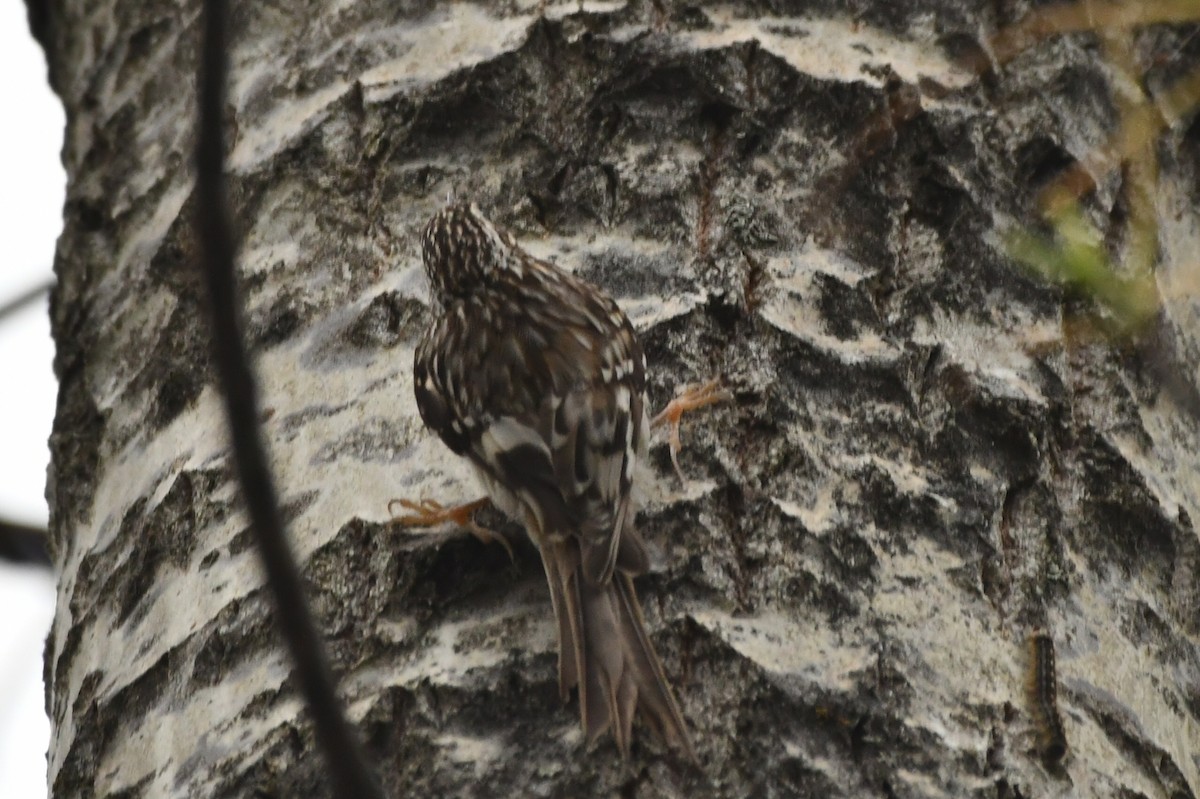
[
  {"xmin": 359, "ymin": 5, "xmax": 537, "ymax": 104},
  {"xmin": 228, "ymin": 81, "xmax": 352, "ymax": 172},
  {"xmin": 914, "ymin": 308, "xmax": 1050, "ymax": 406},
  {"xmin": 343, "ymin": 595, "xmax": 557, "ymax": 693},
  {"xmin": 1111, "ymin": 412, "xmax": 1199, "ymax": 526},
  {"xmin": 1133, "ymin": 176, "xmax": 1200, "ymax": 525},
  {"xmin": 238, "ymin": 239, "xmax": 303, "ymax": 278},
  {"xmin": 869, "ymin": 537, "xmax": 1028, "ymax": 754},
  {"xmin": 100, "ymin": 654, "xmax": 292, "ymax": 797},
  {"xmin": 691, "ymin": 609, "xmax": 872, "ymax": 689},
  {"xmin": 771, "ymin": 484, "xmax": 844, "ymax": 536},
  {"xmin": 93, "ymin": 287, "xmax": 179, "ymax": 410},
  {"xmin": 392, "ymin": 612, "xmax": 529, "ymax": 686},
  {"xmin": 870, "ymin": 530, "xmax": 1200, "ymax": 795},
  {"xmin": 1157, "ymin": 178, "xmax": 1200, "ymax": 318},
  {"xmin": 529, "ymin": 0, "xmax": 628, "ymax": 19},
  {"xmin": 522, "ymin": 232, "xmax": 709, "ymax": 326},
  {"xmin": 355, "ymin": 0, "xmax": 628, "ymax": 107},
  {"xmin": 760, "ymin": 249, "xmax": 900, "ymax": 363},
  {"xmin": 1056, "ymin": 577, "xmax": 1200, "ymax": 792},
  {"xmin": 432, "ymin": 733, "xmax": 508, "ymax": 774},
  {"xmin": 773, "ymin": 454, "xmax": 952, "ymax": 533},
  {"xmin": 671, "ymin": 10, "xmax": 973, "ymax": 92},
  {"xmin": 621, "ymin": 294, "xmax": 707, "ymax": 329},
  {"xmin": 109, "ymin": 181, "xmax": 192, "ymax": 287},
  {"xmin": 520, "ymin": 231, "xmax": 673, "ymax": 269}
]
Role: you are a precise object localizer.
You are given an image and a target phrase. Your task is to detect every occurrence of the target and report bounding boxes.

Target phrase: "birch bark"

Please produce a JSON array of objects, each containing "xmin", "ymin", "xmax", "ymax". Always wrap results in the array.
[{"xmin": 40, "ymin": 1, "xmax": 1200, "ymax": 796}]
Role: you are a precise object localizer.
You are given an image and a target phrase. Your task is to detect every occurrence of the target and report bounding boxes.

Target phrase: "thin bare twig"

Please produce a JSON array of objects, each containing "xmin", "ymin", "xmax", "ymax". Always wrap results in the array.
[
  {"xmin": 0, "ymin": 279, "xmax": 52, "ymax": 324},
  {"xmin": 195, "ymin": 1, "xmax": 385, "ymax": 797},
  {"xmin": 0, "ymin": 518, "xmax": 49, "ymax": 567}
]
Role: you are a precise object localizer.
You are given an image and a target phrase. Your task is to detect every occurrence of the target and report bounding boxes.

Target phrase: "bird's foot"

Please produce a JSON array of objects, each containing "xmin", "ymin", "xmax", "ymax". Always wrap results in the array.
[
  {"xmin": 388, "ymin": 497, "xmax": 514, "ymax": 561},
  {"xmin": 651, "ymin": 378, "xmax": 732, "ymax": 483}
]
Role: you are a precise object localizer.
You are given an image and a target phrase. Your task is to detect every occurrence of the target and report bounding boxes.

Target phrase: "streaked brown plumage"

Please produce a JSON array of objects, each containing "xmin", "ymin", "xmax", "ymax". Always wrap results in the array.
[{"xmin": 413, "ymin": 202, "xmax": 693, "ymax": 758}]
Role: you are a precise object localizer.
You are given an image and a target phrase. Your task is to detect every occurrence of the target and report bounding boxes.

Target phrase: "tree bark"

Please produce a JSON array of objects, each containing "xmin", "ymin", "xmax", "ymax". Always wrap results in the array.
[{"xmin": 41, "ymin": 1, "xmax": 1200, "ymax": 797}]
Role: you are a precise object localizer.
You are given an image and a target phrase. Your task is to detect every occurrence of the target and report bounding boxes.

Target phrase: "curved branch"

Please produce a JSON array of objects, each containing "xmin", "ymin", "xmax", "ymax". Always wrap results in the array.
[{"xmin": 194, "ymin": 2, "xmax": 386, "ymax": 796}]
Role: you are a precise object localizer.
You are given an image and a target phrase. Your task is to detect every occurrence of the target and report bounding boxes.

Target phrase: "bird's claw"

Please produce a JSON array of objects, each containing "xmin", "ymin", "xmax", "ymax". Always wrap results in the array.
[
  {"xmin": 651, "ymin": 378, "xmax": 732, "ymax": 484},
  {"xmin": 388, "ymin": 497, "xmax": 514, "ymax": 561}
]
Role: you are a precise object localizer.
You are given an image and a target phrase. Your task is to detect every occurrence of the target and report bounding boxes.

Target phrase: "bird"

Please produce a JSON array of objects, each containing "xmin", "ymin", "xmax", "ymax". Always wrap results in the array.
[{"xmin": 405, "ymin": 201, "xmax": 698, "ymax": 759}]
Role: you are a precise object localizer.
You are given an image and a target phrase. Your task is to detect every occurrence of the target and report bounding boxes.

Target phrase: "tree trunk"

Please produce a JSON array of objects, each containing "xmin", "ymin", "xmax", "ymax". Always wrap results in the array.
[{"xmin": 42, "ymin": 1, "xmax": 1200, "ymax": 796}]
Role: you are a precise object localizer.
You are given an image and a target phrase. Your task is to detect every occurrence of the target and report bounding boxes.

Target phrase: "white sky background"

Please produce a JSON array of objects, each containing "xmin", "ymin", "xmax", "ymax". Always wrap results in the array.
[{"xmin": 0, "ymin": 2, "xmax": 66, "ymax": 798}]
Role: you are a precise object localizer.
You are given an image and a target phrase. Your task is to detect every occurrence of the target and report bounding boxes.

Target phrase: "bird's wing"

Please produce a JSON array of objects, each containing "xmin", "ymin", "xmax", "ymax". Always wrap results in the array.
[{"xmin": 413, "ymin": 271, "xmax": 648, "ymax": 584}]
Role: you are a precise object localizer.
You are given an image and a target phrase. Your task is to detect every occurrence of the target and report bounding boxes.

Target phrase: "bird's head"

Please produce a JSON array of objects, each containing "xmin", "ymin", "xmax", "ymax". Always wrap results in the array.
[{"xmin": 421, "ymin": 202, "xmax": 521, "ymax": 305}]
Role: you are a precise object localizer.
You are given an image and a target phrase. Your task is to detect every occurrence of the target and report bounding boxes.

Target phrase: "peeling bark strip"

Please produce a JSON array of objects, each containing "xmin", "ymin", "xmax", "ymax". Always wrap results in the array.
[{"xmin": 42, "ymin": 2, "xmax": 1200, "ymax": 798}]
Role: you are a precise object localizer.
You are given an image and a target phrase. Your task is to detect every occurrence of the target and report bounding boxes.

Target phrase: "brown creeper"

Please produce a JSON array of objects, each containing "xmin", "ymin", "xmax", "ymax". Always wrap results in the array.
[{"xmin": 412, "ymin": 202, "xmax": 694, "ymax": 759}]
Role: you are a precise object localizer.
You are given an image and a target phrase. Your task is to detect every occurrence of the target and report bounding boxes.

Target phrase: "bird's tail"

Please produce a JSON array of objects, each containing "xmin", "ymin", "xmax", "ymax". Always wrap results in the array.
[{"xmin": 540, "ymin": 540, "xmax": 695, "ymax": 760}]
